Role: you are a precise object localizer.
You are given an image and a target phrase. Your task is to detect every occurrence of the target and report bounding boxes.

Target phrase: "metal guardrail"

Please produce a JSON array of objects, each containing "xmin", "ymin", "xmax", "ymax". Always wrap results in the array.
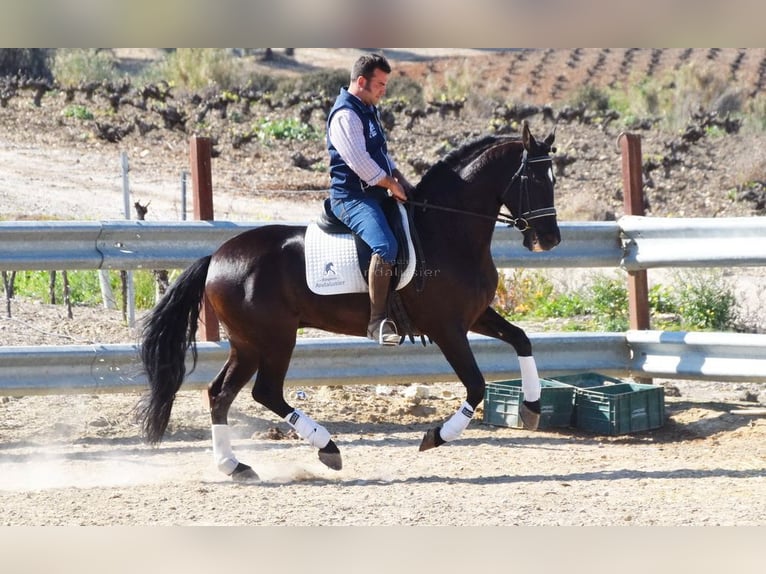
[
  {"xmin": 1, "ymin": 217, "xmax": 764, "ymax": 272},
  {"xmin": 495, "ymin": 221, "xmax": 623, "ymax": 268},
  {"xmin": 0, "ymin": 333, "xmax": 628, "ymax": 396},
  {"xmin": 627, "ymin": 330, "xmax": 766, "ymax": 382},
  {"xmin": 620, "ymin": 216, "xmax": 766, "ymax": 269},
  {"xmin": 0, "ymin": 220, "xmax": 623, "ymax": 271},
  {"xmin": 3, "ymin": 329, "xmax": 766, "ymax": 396},
  {"xmin": 0, "ymin": 220, "xmax": 266, "ymax": 271}
]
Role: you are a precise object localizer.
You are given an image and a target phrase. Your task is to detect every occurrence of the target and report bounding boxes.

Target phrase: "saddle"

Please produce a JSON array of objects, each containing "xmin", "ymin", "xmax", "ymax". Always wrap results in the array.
[
  {"xmin": 306, "ymin": 197, "xmax": 430, "ymax": 345},
  {"xmin": 316, "ymin": 197, "xmax": 412, "ymax": 287}
]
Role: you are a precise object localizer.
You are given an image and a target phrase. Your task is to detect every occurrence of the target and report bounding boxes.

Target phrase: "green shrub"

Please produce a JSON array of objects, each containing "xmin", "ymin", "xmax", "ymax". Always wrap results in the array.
[
  {"xmin": 743, "ymin": 93, "xmax": 766, "ymax": 131},
  {"xmin": 51, "ymin": 49, "xmax": 118, "ymax": 86},
  {"xmin": 637, "ymin": 63, "xmax": 732, "ymax": 131},
  {"xmin": 133, "ymin": 270, "xmax": 160, "ymax": 309},
  {"xmin": 495, "ymin": 268, "xmax": 738, "ymax": 333},
  {"xmin": 244, "ymin": 72, "xmax": 281, "ymax": 94},
  {"xmin": 569, "ymin": 84, "xmax": 611, "ymax": 112},
  {"xmin": 673, "ymin": 270, "xmax": 737, "ymax": 330},
  {"xmin": 588, "ymin": 274, "xmax": 629, "ymax": 331},
  {"xmin": 433, "ymin": 61, "xmax": 472, "ymax": 102},
  {"xmin": 61, "ymin": 105, "xmax": 94, "ymax": 120},
  {"xmin": 386, "ymin": 76, "xmax": 425, "ymax": 106},
  {"xmin": 538, "ymin": 292, "xmax": 589, "ymax": 318},
  {"xmin": 11, "ymin": 269, "xmax": 164, "ymax": 310},
  {"xmin": 278, "ymin": 68, "xmax": 348, "ymax": 98},
  {"xmin": 494, "ymin": 269, "xmax": 553, "ymax": 318},
  {"xmin": 253, "ymin": 117, "xmax": 320, "ymax": 142},
  {"xmin": 155, "ymin": 49, "xmax": 243, "ymax": 90},
  {"xmin": 13, "ymin": 270, "xmax": 104, "ymax": 306},
  {"xmin": 648, "ymin": 283, "xmax": 676, "ymax": 314}
]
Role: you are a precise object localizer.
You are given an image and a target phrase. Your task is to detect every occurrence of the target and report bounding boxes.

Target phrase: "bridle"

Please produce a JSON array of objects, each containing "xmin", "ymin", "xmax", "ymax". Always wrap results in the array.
[
  {"xmin": 500, "ymin": 149, "xmax": 557, "ymax": 231},
  {"xmin": 405, "ymin": 148, "xmax": 556, "ymax": 231}
]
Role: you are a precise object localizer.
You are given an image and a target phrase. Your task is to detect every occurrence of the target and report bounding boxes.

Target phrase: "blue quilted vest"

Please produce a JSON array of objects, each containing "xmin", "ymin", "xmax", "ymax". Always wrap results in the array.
[{"xmin": 327, "ymin": 88, "xmax": 391, "ymax": 200}]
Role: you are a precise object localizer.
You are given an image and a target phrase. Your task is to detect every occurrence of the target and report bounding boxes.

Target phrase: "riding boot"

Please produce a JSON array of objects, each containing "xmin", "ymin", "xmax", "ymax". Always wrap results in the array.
[{"xmin": 367, "ymin": 253, "xmax": 399, "ymax": 346}]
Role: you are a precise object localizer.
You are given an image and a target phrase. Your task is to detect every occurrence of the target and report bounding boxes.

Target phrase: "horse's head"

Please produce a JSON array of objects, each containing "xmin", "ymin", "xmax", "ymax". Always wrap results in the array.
[{"xmin": 504, "ymin": 121, "xmax": 561, "ymax": 252}]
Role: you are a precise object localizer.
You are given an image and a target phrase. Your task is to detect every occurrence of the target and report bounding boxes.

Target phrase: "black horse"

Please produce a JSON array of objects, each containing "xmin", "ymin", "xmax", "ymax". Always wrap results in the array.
[{"xmin": 138, "ymin": 121, "xmax": 560, "ymax": 481}]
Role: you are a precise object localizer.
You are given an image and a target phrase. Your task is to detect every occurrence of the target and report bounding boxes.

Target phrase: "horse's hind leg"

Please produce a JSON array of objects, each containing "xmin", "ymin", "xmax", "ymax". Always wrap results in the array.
[
  {"xmin": 250, "ymin": 343, "xmax": 343, "ymax": 471},
  {"xmin": 208, "ymin": 349, "xmax": 260, "ymax": 481},
  {"xmin": 470, "ymin": 307, "xmax": 542, "ymax": 430}
]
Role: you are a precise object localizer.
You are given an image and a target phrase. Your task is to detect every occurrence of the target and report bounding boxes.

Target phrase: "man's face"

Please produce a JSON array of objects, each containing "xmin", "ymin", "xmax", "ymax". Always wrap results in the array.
[{"xmin": 357, "ymin": 68, "xmax": 389, "ymax": 106}]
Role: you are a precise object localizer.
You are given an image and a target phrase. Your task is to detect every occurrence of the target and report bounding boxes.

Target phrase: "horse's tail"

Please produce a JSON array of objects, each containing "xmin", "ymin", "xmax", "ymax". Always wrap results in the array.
[{"xmin": 137, "ymin": 255, "xmax": 212, "ymax": 444}]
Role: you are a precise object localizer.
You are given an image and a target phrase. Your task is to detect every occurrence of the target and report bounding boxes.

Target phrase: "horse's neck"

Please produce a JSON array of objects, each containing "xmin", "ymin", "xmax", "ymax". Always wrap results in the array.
[
  {"xmin": 414, "ymin": 185, "xmax": 499, "ymax": 264},
  {"xmin": 412, "ymin": 140, "xmax": 522, "ymax": 261}
]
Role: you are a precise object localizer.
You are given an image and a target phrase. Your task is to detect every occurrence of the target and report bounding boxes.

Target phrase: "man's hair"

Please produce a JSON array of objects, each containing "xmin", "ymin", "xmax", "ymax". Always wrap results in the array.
[{"xmin": 351, "ymin": 53, "xmax": 391, "ymax": 82}]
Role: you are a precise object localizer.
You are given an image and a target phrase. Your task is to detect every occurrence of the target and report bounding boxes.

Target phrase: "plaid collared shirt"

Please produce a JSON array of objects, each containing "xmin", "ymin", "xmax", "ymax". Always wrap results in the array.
[{"xmin": 328, "ymin": 107, "xmax": 397, "ymax": 187}]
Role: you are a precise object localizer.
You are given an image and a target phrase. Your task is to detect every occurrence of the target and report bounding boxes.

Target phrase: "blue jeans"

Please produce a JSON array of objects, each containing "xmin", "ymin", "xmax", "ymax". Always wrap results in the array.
[{"xmin": 330, "ymin": 196, "xmax": 398, "ymax": 263}]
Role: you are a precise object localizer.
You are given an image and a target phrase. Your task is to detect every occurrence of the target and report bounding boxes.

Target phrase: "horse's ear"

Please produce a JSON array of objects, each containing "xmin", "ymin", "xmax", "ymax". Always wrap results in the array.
[
  {"xmin": 522, "ymin": 120, "xmax": 533, "ymax": 150},
  {"xmin": 544, "ymin": 125, "xmax": 556, "ymax": 148}
]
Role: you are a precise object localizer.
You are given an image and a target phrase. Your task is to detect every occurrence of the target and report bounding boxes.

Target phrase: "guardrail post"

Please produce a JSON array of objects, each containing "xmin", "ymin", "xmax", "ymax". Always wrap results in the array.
[
  {"xmin": 190, "ymin": 136, "xmax": 220, "ymax": 342},
  {"xmin": 620, "ymin": 132, "xmax": 651, "ymax": 383}
]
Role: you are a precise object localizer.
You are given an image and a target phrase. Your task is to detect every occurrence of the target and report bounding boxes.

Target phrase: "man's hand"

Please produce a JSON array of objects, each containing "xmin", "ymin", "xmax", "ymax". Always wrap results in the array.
[{"xmin": 380, "ymin": 175, "xmax": 409, "ymax": 202}]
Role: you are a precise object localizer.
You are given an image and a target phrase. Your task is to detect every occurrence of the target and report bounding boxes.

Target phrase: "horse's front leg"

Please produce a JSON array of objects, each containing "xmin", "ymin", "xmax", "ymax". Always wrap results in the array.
[
  {"xmin": 419, "ymin": 329, "xmax": 486, "ymax": 451},
  {"xmin": 469, "ymin": 306, "xmax": 542, "ymax": 430}
]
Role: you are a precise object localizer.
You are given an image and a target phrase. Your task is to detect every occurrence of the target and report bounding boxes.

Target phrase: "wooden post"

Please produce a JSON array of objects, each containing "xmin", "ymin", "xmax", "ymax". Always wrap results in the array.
[
  {"xmin": 620, "ymin": 133, "xmax": 651, "ymax": 384},
  {"xmin": 189, "ymin": 136, "xmax": 220, "ymax": 342}
]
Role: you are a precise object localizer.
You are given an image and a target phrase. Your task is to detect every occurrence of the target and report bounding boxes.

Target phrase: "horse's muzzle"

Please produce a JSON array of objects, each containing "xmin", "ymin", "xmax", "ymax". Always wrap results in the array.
[{"xmin": 525, "ymin": 229, "xmax": 561, "ymax": 252}]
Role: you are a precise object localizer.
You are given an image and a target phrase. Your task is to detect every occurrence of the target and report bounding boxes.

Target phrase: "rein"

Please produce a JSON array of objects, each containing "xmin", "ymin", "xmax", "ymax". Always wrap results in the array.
[{"xmin": 406, "ymin": 150, "xmax": 556, "ymax": 231}]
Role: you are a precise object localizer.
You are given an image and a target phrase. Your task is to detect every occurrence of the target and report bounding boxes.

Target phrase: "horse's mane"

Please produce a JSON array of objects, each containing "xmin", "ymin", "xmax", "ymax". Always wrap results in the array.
[
  {"xmin": 441, "ymin": 134, "xmax": 521, "ymax": 171},
  {"xmin": 416, "ymin": 134, "xmax": 521, "ymax": 197}
]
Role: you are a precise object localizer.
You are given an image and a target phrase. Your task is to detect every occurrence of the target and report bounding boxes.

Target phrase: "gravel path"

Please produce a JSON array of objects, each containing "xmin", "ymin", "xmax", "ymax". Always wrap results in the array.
[{"xmin": 2, "ymin": 374, "xmax": 765, "ymax": 525}]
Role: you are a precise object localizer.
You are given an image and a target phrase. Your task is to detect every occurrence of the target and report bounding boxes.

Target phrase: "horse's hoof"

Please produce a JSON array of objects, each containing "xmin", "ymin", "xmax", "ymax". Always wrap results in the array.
[
  {"xmin": 519, "ymin": 400, "xmax": 541, "ymax": 431},
  {"xmin": 230, "ymin": 462, "xmax": 260, "ymax": 482},
  {"xmin": 318, "ymin": 440, "xmax": 342, "ymax": 470},
  {"xmin": 418, "ymin": 427, "xmax": 445, "ymax": 451}
]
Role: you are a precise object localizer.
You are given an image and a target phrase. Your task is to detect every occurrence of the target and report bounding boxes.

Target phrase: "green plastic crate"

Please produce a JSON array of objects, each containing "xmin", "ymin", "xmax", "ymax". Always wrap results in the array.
[
  {"xmin": 572, "ymin": 382, "xmax": 665, "ymax": 435},
  {"xmin": 483, "ymin": 378, "xmax": 575, "ymax": 429}
]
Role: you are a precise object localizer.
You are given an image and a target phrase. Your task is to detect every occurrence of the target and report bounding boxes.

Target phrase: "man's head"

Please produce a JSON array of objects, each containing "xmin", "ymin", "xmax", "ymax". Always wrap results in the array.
[{"xmin": 349, "ymin": 53, "xmax": 391, "ymax": 106}]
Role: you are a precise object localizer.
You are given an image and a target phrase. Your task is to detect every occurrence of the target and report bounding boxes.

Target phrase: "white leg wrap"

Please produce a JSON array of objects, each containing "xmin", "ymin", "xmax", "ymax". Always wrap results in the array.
[
  {"xmin": 285, "ymin": 409, "xmax": 331, "ymax": 449},
  {"xmin": 439, "ymin": 401, "xmax": 474, "ymax": 442},
  {"xmin": 519, "ymin": 355, "xmax": 541, "ymax": 402},
  {"xmin": 211, "ymin": 424, "xmax": 239, "ymax": 475}
]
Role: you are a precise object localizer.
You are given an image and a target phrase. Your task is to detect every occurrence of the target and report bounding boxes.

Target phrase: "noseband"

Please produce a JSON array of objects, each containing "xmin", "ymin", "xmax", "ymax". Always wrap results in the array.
[
  {"xmin": 406, "ymin": 147, "xmax": 556, "ymax": 231},
  {"xmin": 499, "ymin": 149, "xmax": 557, "ymax": 231}
]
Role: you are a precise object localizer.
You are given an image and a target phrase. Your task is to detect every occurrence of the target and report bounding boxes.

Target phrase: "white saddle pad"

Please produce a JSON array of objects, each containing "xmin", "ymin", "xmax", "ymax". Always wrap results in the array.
[{"xmin": 305, "ymin": 202, "xmax": 416, "ymax": 296}]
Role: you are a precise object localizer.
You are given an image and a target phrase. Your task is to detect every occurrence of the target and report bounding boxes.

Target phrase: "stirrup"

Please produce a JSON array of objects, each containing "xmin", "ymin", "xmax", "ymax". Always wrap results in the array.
[{"xmin": 369, "ymin": 319, "xmax": 399, "ymax": 346}]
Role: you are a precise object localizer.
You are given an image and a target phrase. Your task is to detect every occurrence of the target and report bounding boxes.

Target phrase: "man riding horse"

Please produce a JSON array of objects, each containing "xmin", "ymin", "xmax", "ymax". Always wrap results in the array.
[{"xmin": 326, "ymin": 53, "xmax": 415, "ymax": 345}]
